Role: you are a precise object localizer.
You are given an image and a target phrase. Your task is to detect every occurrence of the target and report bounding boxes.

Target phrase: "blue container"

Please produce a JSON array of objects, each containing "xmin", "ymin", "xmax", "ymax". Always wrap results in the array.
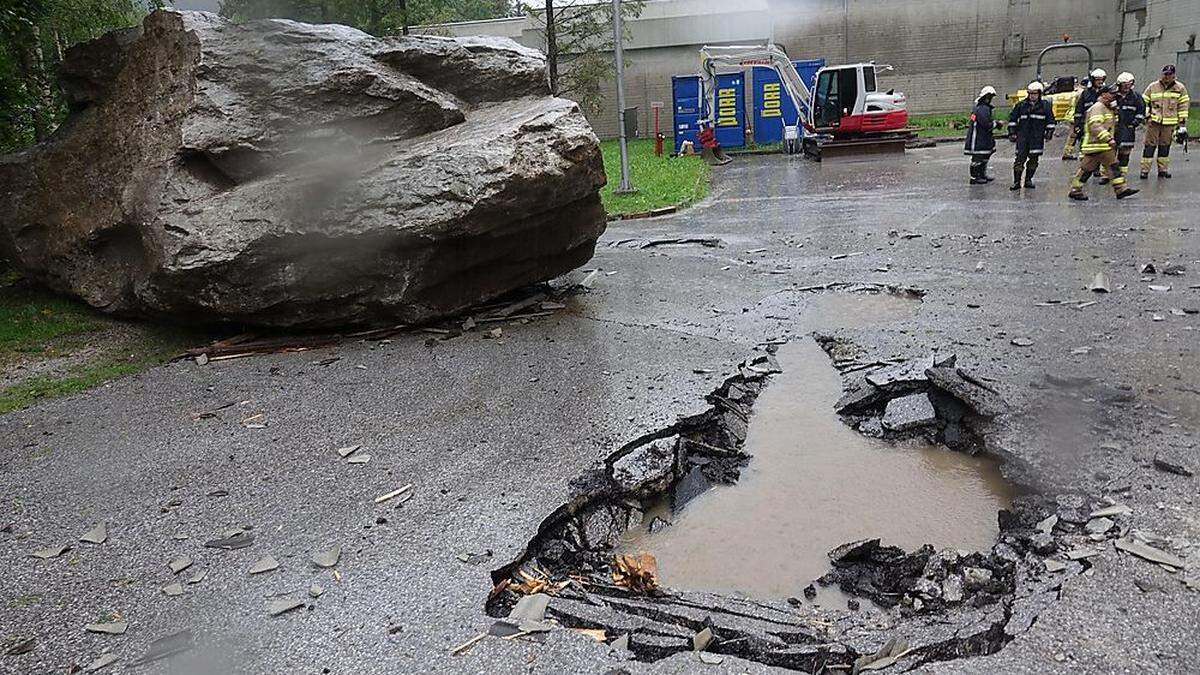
[
  {"xmin": 713, "ymin": 72, "xmax": 745, "ymax": 148},
  {"xmin": 752, "ymin": 59, "xmax": 825, "ymax": 145},
  {"xmin": 671, "ymin": 75, "xmax": 701, "ymax": 154}
]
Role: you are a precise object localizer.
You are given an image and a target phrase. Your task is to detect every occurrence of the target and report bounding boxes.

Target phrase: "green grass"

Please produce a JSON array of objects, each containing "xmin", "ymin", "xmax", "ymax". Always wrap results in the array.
[
  {"xmin": 910, "ymin": 107, "xmax": 1012, "ymax": 139},
  {"xmin": 0, "ymin": 268, "xmax": 202, "ymax": 413},
  {"xmin": 600, "ymin": 138, "xmax": 710, "ymax": 216}
]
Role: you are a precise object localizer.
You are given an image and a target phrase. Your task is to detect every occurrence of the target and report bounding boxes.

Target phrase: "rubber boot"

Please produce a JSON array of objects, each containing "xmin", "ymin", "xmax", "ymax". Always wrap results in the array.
[
  {"xmin": 1116, "ymin": 187, "xmax": 1140, "ymax": 199},
  {"xmin": 1024, "ymin": 165, "xmax": 1037, "ymax": 189},
  {"xmin": 1010, "ymin": 165, "xmax": 1022, "ymax": 191},
  {"xmin": 1068, "ymin": 190, "xmax": 1088, "ymax": 201}
]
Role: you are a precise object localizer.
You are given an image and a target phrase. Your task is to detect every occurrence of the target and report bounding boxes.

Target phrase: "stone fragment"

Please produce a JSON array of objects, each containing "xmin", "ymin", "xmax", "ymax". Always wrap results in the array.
[
  {"xmin": 941, "ymin": 575, "xmax": 964, "ymax": 603},
  {"xmin": 312, "ymin": 546, "xmax": 341, "ymax": 568},
  {"xmin": 828, "ymin": 539, "xmax": 880, "ymax": 565},
  {"xmin": 167, "ymin": 556, "xmax": 192, "ymax": 574},
  {"xmin": 0, "ymin": 10, "xmax": 606, "ymax": 329},
  {"xmin": 1085, "ymin": 517, "xmax": 1114, "ymax": 535},
  {"xmin": 1115, "ymin": 537, "xmax": 1186, "ymax": 568},
  {"xmin": 249, "ymin": 555, "xmax": 279, "ymax": 575},
  {"xmin": 86, "ymin": 653, "xmax": 119, "ymax": 671},
  {"xmin": 962, "ymin": 567, "xmax": 993, "ymax": 589},
  {"xmin": 80, "ymin": 523, "xmax": 108, "ymax": 545},
  {"xmin": 925, "ymin": 366, "xmax": 1009, "ymax": 417},
  {"xmin": 881, "ymin": 393, "xmax": 937, "ymax": 432},
  {"xmin": 266, "ymin": 598, "xmax": 306, "ymax": 617},
  {"xmin": 162, "ymin": 582, "xmax": 183, "ymax": 596},
  {"xmin": 84, "ymin": 622, "xmax": 127, "ymax": 635},
  {"xmin": 31, "ymin": 545, "xmax": 70, "ymax": 559}
]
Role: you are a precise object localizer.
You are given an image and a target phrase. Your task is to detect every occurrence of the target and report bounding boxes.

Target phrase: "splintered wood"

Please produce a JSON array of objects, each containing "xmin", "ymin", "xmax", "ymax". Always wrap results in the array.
[{"xmin": 611, "ymin": 553, "xmax": 659, "ymax": 594}]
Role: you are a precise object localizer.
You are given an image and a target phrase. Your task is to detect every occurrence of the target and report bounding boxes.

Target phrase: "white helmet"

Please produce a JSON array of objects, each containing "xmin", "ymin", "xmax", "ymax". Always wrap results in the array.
[
  {"xmin": 1027, "ymin": 81, "xmax": 1044, "ymax": 92},
  {"xmin": 1116, "ymin": 72, "xmax": 1135, "ymax": 84},
  {"xmin": 1090, "ymin": 68, "xmax": 1108, "ymax": 80},
  {"xmin": 978, "ymin": 85, "xmax": 997, "ymax": 98}
]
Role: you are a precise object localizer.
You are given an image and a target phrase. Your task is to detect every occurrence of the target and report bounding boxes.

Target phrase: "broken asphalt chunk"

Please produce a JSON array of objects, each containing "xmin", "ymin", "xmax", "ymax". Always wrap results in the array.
[
  {"xmin": 692, "ymin": 627, "xmax": 714, "ymax": 652},
  {"xmin": 186, "ymin": 568, "xmax": 207, "ymax": 584},
  {"xmin": 84, "ymin": 622, "xmax": 127, "ymax": 635},
  {"xmin": 31, "ymin": 544, "xmax": 70, "ymax": 559},
  {"xmin": 1090, "ymin": 504, "xmax": 1132, "ymax": 518},
  {"xmin": 925, "ymin": 367, "xmax": 1009, "ymax": 417},
  {"xmin": 1115, "ymin": 537, "xmax": 1186, "ymax": 569},
  {"xmin": 829, "ymin": 539, "xmax": 880, "ymax": 565},
  {"xmin": 881, "ymin": 392, "xmax": 937, "ymax": 432},
  {"xmin": 204, "ymin": 532, "xmax": 254, "ymax": 550},
  {"xmin": 336, "ymin": 444, "xmax": 361, "ymax": 458},
  {"xmin": 266, "ymin": 598, "xmax": 306, "ymax": 617},
  {"xmin": 866, "ymin": 355, "xmax": 935, "ymax": 390},
  {"xmin": 167, "ymin": 556, "xmax": 193, "ymax": 574},
  {"xmin": 347, "ymin": 454, "xmax": 371, "ymax": 464},
  {"xmin": 132, "ymin": 630, "xmax": 193, "ymax": 666},
  {"xmin": 1044, "ymin": 559, "xmax": 1067, "ymax": 573},
  {"xmin": 312, "ymin": 546, "xmax": 341, "ymax": 569},
  {"xmin": 79, "ymin": 523, "xmax": 107, "ymax": 545},
  {"xmin": 162, "ymin": 582, "xmax": 183, "ymax": 597},
  {"xmin": 248, "ymin": 555, "xmax": 279, "ymax": 575}
]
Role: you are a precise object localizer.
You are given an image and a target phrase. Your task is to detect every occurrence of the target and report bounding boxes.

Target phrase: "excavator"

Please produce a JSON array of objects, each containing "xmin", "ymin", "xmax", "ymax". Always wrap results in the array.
[{"xmin": 699, "ymin": 44, "xmax": 911, "ymax": 160}]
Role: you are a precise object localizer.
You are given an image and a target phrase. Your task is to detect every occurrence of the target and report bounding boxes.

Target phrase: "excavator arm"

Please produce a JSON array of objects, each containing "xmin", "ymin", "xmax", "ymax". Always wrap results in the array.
[{"xmin": 699, "ymin": 44, "xmax": 815, "ymax": 132}]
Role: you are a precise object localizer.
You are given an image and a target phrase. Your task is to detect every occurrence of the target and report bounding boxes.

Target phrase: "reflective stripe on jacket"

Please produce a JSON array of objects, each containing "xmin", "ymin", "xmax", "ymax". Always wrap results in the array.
[
  {"xmin": 1143, "ymin": 80, "xmax": 1191, "ymax": 125},
  {"xmin": 1008, "ymin": 97, "xmax": 1056, "ymax": 154},
  {"xmin": 964, "ymin": 101, "xmax": 995, "ymax": 156},
  {"xmin": 1081, "ymin": 101, "xmax": 1116, "ymax": 154},
  {"xmin": 1073, "ymin": 87, "xmax": 1101, "ymax": 126}
]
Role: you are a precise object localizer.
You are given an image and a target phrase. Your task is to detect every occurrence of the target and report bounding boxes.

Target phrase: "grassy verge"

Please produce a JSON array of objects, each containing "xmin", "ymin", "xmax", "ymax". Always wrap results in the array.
[
  {"xmin": 600, "ymin": 138, "xmax": 710, "ymax": 216},
  {"xmin": 0, "ymin": 270, "xmax": 202, "ymax": 414},
  {"xmin": 910, "ymin": 107, "xmax": 1013, "ymax": 139}
]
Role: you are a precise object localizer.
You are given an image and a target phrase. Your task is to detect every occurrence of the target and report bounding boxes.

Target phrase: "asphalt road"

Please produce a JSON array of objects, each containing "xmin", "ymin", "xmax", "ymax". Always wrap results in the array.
[{"xmin": 2, "ymin": 141, "xmax": 1198, "ymax": 674}]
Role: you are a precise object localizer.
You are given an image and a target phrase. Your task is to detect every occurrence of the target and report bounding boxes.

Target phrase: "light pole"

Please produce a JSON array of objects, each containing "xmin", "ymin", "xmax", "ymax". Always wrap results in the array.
[{"xmin": 612, "ymin": 0, "xmax": 635, "ymax": 193}]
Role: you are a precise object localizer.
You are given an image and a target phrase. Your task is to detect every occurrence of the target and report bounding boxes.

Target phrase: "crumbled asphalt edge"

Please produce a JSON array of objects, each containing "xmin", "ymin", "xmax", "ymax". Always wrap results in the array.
[{"xmin": 484, "ymin": 339, "xmax": 1091, "ymax": 671}]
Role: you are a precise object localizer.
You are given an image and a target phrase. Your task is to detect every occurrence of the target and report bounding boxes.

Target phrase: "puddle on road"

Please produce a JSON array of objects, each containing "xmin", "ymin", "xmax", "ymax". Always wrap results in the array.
[{"xmin": 620, "ymin": 293, "xmax": 1014, "ymax": 601}]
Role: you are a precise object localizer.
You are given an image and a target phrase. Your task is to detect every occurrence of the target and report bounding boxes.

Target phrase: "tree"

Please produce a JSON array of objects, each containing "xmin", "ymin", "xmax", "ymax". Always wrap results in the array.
[
  {"xmin": 0, "ymin": 0, "xmax": 151, "ymax": 152},
  {"xmin": 526, "ymin": 0, "xmax": 644, "ymax": 116},
  {"xmin": 218, "ymin": 0, "xmax": 520, "ymax": 36}
]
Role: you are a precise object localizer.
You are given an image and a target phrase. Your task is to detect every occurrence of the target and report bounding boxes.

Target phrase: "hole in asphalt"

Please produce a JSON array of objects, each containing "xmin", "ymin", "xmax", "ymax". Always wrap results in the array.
[
  {"xmin": 488, "ymin": 290, "xmax": 1072, "ymax": 670},
  {"xmin": 618, "ymin": 336, "xmax": 1014, "ymax": 602}
]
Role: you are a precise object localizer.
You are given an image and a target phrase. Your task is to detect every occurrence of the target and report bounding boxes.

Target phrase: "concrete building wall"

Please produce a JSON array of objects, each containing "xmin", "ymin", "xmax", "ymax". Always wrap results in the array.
[{"xmin": 425, "ymin": 0, "xmax": 1200, "ymax": 140}]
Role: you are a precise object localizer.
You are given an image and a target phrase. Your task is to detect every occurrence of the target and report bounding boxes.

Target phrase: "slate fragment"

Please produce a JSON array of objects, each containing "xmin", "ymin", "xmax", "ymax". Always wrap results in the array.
[
  {"xmin": 84, "ymin": 622, "xmax": 127, "ymax": 635},
  {"xmin": 204, "ymin": 532, "xmax": 255, "ymax": 550},
  {"xmin": 80, "ymin": 523, "xmax": 108, "ymax": 545},
  {"xmin": 249, "ymin": 555, "xmax": 279, "ymax": 574},
  {"xmin": 266, "ymin": 598, "xmax": 306, "ymax": 617},
  {"xmin": 31, "ymin": 545, "xmax": 70, "ymax": 559},
  {"xmin": 312, "ymin": 547, "xmax": 341, "ymax": 569}
]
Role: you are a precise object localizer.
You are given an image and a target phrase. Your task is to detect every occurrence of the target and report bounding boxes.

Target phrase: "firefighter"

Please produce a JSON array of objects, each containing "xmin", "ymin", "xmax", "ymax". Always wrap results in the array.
[
  {"xmin": 1140, "ymin": 64, "xmax": 1190, "ymax": 179},
  {"xmin": 965, "ymin": 86, "xmax": 997, "ymax": 185},
  {"xmin": 1062, "ymin": 68, "xmax": 1107, "ymax": 161},
  {"xmin": 1069, "ymin": 85, "xmax": 1139, "ymax": 201},
  {"xmin": 1007, "ymin": 81, "xmax": 1056, "ymax": 190},
  {"xmin": 1105, "ymin": 72, "xmax": 1145, "ymax": 183}
]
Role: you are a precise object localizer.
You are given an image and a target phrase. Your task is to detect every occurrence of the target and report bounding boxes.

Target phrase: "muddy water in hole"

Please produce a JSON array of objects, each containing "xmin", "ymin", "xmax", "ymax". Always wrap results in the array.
[{"xmin": 621, "ymin": 293, "xmax": 1015, "ymax": 600}]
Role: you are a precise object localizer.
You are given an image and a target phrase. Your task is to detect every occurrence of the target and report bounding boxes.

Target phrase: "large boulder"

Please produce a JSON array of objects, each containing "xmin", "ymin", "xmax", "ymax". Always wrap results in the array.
[{"xmin": 0, "ymin": 10, "xmax": 606, "ymax": 328}]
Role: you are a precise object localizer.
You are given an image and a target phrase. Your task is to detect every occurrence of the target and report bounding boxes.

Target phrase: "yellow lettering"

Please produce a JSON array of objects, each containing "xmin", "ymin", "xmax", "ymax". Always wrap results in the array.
[{"xmin": 717, "ymin": 87, "xmax": 738, "ymax": 126}]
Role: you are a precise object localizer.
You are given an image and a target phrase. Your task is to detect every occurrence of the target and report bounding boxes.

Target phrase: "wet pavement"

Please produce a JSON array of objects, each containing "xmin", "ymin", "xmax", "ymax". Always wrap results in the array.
[{"xmin": 2, "ymin": 140, "xmax": 1200, "ymax": 673}]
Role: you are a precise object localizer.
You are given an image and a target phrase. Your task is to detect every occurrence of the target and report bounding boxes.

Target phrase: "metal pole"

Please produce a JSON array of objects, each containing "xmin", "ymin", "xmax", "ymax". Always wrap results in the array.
[{"xmin": 612, "ymin": 0, "xmax": 634, "ymax": 193}]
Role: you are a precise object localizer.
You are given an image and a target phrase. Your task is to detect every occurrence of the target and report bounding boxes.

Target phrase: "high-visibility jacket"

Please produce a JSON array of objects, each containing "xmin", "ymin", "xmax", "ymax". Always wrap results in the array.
[
  {"xmin": 1073, "ymin": 86, "xmax": 1102, "ymax": 128},
  {"xmin": 1081, "ymin": 101, "xmax": 1116, "ymax": 155},
  {"xmin": 964, "ymin": 100, "xmax": 995, "ymax": 156},
  {"xmin": 1143, "ymin": 80, "xmax": 1190, "ymax": 126},
  {"xmin": 1008, "ymin": 97, "xmax": 1056, "ymax": 154},
  {"xmin": 1115, "ymin": 89, "xmax": 1146, "ymax": 148}
]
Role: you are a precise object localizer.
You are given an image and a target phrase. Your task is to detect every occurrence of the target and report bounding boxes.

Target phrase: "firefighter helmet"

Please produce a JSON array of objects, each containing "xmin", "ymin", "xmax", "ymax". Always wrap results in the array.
[
  {"xmin": 1116, "ymin": 72, "xmax": 1135, "ymax": 84},
  {"xmin": 978, "ymin": 85, "xmax": 997, "ymax": 98},
  {"xmin": 1027, "ymin": 81, "xmax": 1044, "ymax": 92},
  {"xmin": 1090, "ymin": 68, "xmax": 1108, "ymax": 80}
]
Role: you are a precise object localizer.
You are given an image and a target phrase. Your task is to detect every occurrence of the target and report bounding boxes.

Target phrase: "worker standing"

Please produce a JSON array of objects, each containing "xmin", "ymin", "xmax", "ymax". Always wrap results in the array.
[
  {"xmin": 1062, "ymin": 69, "xmax": 1107, "ymax": 161},
  {"xmin": 1007, "ymin": 81, "xmax": 1056, "ymax": 190},
  {"xmin": 1140, "ymin": 64, "xmax": 1190, "ymax": 179},
  {"xmin": 965, "ymin": 86, "xmax": 997, "ymax": 185},
  {"xmin": 1069, "ymin": 85, "xmax": 1139, "ymax": 201},
  {"xmin": 1108, "ymin": 72, "xmax": 1145, "ymax": 182}
]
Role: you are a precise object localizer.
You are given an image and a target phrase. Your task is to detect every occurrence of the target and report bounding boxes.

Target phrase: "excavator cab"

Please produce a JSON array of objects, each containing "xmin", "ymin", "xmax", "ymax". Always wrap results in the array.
[{"xmin": 812, "ymin": 64, "xmax": 908, "ymax": 135}]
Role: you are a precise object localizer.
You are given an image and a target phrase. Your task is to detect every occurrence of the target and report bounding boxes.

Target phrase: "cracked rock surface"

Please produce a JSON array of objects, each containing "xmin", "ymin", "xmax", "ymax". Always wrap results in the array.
[{"xmin": 0, "ymin": 10, "xmax": 605, "ymax": 328}]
